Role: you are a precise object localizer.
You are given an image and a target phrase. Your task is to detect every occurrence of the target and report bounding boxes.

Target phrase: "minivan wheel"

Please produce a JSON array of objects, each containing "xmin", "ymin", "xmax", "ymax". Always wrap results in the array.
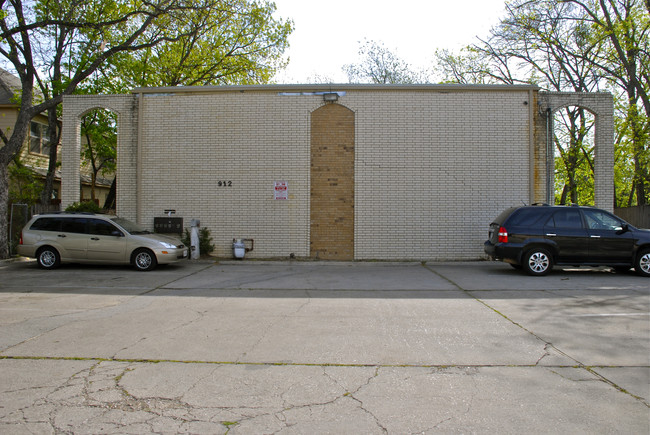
[
  {"xmin": 635, "ymin": 248, "xmax": 650, "ymax": 277},
  {"xmin": 132, "ymin": 248, "xmax": 157, "ymax": 271},
  {"xmin": 36, "ymin": 246, "xmax": 60, "ymax": 269},
  {"xmin": 522, "ymin": 248, "xmax": 552, "ymax": 276}
]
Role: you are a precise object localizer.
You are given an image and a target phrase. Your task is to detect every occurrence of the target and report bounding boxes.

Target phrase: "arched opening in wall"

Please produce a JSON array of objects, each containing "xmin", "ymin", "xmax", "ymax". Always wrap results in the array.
[
  {"xmin": 553, "ymin": 105, "xmax": 596, "ymax": 206},
  {"xmin": 79, "ymin": 108, "xmax": 117, "ymax": 211}
]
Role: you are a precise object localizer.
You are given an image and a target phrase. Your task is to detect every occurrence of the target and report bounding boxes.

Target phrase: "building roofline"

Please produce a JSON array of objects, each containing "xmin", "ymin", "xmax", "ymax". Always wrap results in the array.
[{"xmin": 131, "ymin": 83, "xmax": 540, "ymax": 95}]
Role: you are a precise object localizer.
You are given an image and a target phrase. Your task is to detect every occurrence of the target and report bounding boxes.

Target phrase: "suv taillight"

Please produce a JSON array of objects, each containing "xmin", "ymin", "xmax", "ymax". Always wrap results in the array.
[{"xmin": 498, "ymin": 226, "xmax": 508, "ymax": 243}]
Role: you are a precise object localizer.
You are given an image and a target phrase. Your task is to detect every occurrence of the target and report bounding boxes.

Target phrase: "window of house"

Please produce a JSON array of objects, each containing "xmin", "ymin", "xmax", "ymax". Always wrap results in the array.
[{"xmin": 29, "ymin": 122, "xmax": 51, "ymax": 156}]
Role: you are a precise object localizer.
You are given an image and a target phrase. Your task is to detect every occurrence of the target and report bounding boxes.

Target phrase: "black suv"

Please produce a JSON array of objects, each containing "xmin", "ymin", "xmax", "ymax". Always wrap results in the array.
[{"xmin": 484, "ymin": 204, "xmax": 650, "ymax": 276}]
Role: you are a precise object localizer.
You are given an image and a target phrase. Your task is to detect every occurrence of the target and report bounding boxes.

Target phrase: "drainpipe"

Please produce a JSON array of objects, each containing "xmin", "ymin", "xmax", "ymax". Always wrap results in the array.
[
  {"xmin": 528, "ymin": 89, "xmax": 535, "ymax": 204},
  {"xmin": 546, "ymin": 108, "xmax": 552, "ymax": 205},
  {"xmin": 137, "ymin": 92, "xmax": 143, "ymax": 223}
]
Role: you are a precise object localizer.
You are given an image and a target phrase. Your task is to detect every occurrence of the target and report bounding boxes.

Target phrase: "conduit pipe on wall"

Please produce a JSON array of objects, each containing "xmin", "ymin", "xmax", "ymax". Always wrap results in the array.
[
  {"xmin": 136, "ymin": 91, "xmax": 144, "ymax": 223},
  {"xmin": 528, "ymin": 88, "xmax": 535, "ymax": 203},
  {"xmin": 546, "ymin": 107, "xmax": 552, "ymax": 205}
]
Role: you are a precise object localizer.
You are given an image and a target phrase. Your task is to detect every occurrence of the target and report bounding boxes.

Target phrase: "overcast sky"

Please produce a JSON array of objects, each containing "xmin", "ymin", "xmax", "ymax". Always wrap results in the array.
[{"xmin": 271, "ymin": 0, "xmax": 509, "ymax": 84}]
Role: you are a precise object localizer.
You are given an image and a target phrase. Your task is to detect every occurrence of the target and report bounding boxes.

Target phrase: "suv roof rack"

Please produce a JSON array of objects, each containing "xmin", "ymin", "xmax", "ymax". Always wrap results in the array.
[{"xmin": 48, "ymin": 211, "xmax": 97, "ymax": 215}]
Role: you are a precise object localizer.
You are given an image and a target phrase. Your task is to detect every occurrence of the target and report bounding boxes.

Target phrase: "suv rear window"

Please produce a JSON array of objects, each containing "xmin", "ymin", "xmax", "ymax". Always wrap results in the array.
[
  {"xmin": 492, "ymin": 207, "xmax": 518, "ymax": 225},
  {"xmin": 506, "ymin": 208, "xmax": 549, "ymax": 227}
]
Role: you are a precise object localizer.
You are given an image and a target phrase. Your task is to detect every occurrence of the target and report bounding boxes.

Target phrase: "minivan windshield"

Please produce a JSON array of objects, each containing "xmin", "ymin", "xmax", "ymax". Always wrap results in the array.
[{"xmin": 111, "ymin": 217, "xmax": 151, "ymax": 235}]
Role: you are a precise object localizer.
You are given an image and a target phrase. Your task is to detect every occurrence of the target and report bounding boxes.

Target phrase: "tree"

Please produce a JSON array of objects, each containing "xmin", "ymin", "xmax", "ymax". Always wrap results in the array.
[
  {"xmin": 561, "ymin": 0, "xmax": 650, "ymax": 204},
  {"xmin": 434, "ymin": 47, "xmax": 501, "ymax": 85},
  {"xmin": 0, "ymin": 0, "xmax": 292, "ymax": 259},
  {"xmin": 94, "ymin": 0, "xmax": 292, "ymax": 91},
  {"xmin": 1, "ymin": 0, "xmax": 193, "ymax": 258},
  {"xmin": 435, "ymin": 0, "xmax": 649, "ymax": 207},
  {"xmin": 554, "ymin": 107, "xmax": 596, "ymax": 205},
  {"xmin": 80, "ymin": 109, "xmax": 116, "ymax": 201},
  {"xmin": 343, "ymin": 39, "xmax": 429, "ymax": 84},
  {"xmin": 8, "ymin": 156, "xmax": 43, "ymax": 205}
]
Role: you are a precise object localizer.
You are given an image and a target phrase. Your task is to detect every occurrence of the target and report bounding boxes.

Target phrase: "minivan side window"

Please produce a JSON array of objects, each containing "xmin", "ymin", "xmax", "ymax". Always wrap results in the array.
[
  {"xmin": 30, "ymin": 217, "xmax": 63, "ymax": 231},
  {"xmin": 89, "ymin": 219, "xmax": 122, "ymax": 236},
  {"xmin": 61, "ymin": 218, "xmax": 88, "ymax": 234}
]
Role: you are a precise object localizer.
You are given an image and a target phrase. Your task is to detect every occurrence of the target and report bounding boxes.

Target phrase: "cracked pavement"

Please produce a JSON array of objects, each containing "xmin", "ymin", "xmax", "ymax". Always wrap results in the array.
[{"xmin": 0, "ymin": 260, "xmax": 648, "ymax": 433}]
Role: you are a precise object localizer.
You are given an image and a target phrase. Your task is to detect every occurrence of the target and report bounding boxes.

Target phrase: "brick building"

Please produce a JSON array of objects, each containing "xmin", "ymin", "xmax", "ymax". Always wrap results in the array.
[{"xmin": 60, "ymin": 84, "xmax": 614, "ymax": 260}]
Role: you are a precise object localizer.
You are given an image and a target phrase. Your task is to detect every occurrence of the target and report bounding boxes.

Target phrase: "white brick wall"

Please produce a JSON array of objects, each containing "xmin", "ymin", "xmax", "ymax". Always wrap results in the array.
[
  {"xmin": 61, "ymin": 86, "xmax": 614, "ymax": 260},
  {"xmin": 138, "ymin": 91, "xmax": 316, "ymax": 258},
  {"xmin": 347, "ymin": 90, "xmax": 531, "ymax": 260}
]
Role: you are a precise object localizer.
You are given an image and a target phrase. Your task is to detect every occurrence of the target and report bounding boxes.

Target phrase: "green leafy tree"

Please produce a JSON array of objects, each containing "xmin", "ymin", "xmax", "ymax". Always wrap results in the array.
[
  {"xmin": 554, "ymin": 107, "xmax": 596, "ymax": 205},
  {"xmin": 8, "ymin": 157, "xmax": 43, "ymax": 205},
  {"xmin": 552, "ymin": 0, "xmax": 649, "ymax": 205},
  {"xmin": 80, "ymin": 109, "xmax": 117, "ymax": 201},
  {"xmin": 0, "ymin": 0, "xmax": 292, "ymax": 259},
  {"xmin": 92, "ymin": 0, "xmax": 292, "ymax": 91},
  {"xmin": 1, "ymin": 0, "xmax": 197, "ymax": 258}
]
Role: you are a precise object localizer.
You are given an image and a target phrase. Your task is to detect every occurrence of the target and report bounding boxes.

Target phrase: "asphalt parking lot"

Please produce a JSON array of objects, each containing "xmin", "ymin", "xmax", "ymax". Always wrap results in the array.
[{"xmin": 0, "ymin": 259, "xmax": 648, "ymax": 434}]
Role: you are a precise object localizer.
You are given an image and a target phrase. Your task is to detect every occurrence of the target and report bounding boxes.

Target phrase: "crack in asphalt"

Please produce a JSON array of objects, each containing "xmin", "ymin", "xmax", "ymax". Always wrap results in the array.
[
  {"xmin": 2, "ymin": 356, "xmax": 648, "ymax": 434},
  {"xmin": 3, "ymin": 355, "xmax": 648, "ymax": 371}
]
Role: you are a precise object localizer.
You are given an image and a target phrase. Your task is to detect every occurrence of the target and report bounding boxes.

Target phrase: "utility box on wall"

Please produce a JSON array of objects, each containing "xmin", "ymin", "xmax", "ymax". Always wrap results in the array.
[{"xmin": 153, "ymin": 217, "xmax": 183, "ymax": 235}]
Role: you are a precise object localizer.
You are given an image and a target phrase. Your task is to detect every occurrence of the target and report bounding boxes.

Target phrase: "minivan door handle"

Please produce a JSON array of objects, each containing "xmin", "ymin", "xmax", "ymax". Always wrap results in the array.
[
  {"xmin": 590, "ymin": 235, "xmax": 601, "ymax": 238},
  {"xmin": 546, "ymin": 233, "xmax": 557, "ymax": 237},
  {"xmin": 57, "ymin": 234, "xmax": 66, "ymax": 238},
  {"xmin": 90, "ymin": 237, "xmax": 100, "ymax": 241}
]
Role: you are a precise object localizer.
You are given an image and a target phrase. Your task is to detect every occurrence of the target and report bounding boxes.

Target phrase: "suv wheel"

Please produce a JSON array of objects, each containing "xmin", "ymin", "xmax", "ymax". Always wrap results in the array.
[
  {"xmin": 36, "ymin": 246, "xmax": 60, "ymax": 269},
  {"xmin": 635, "ymin": 248, "xmax": 650, "ymax": 277},
  {"xmin": 132, "ymin": 248, "xmax": 157, "ymax": 271},
  {"xmin": 522, "ymin": 248, "xmax": 552, "ymax": 276}
]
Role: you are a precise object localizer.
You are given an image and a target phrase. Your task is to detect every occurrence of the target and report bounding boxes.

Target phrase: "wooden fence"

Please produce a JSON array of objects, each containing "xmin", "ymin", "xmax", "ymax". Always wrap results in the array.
[{"xmin": 615, "ymin": 205, "xmax": 650, "ymax": 229}]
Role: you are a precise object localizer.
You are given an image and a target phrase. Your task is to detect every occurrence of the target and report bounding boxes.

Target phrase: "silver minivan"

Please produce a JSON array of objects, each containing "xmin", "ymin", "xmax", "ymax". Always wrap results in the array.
[{"xmin": 18, "ymin": 213, "xmax": 188, "ymax": 271}]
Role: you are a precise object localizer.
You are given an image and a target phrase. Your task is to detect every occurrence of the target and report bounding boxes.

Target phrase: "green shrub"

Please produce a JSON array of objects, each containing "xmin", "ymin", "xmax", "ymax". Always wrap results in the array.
[
  {"xmin": 181, "ymin": 227, "xmax": 214, "ymax": 256},
  {"xmin": 9, "ymin": 164, "xmax": 43, "ymax": 206},
  {"xmin": 65, "ymin": 201, "xmax": 102, "ymax": 213}
]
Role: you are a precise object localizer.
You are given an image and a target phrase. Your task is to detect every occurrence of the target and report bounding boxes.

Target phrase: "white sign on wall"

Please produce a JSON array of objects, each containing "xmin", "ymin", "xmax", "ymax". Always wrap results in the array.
[{"xmin": 274, "ymin": 181, "xmax": 288, "ymax": 200}]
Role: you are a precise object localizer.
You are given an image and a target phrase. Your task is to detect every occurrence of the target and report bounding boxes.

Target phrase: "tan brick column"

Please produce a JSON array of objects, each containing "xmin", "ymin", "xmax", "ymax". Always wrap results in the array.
[{"xmin": 310, "ymin": 103, "xmax": 355, "ymax": 260}]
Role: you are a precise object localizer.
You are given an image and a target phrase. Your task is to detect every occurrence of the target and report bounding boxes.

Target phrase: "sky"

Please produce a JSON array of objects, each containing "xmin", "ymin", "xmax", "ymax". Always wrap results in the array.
[{"xmin": 271, "ymin": 0, "xmax": 509, "ymax": 84}]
